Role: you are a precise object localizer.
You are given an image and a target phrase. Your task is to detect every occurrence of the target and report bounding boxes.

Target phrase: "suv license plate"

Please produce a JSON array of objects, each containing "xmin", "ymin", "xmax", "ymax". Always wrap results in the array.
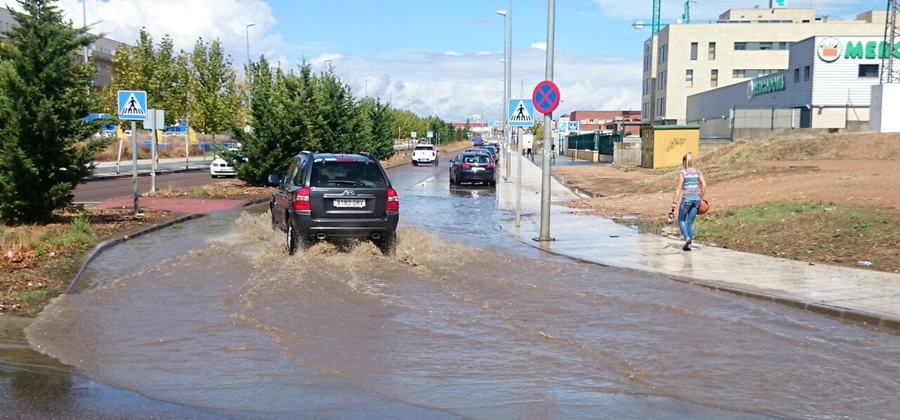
[{"xmin": 334, "ymin": 199, "xmax": 365, "ymax": 208}]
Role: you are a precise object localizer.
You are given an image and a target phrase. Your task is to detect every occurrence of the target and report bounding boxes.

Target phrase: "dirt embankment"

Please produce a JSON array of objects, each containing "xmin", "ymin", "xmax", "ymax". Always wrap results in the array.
[{"xmin": 554, "ymin": 132, "xmax": 900, "ymax": 272}]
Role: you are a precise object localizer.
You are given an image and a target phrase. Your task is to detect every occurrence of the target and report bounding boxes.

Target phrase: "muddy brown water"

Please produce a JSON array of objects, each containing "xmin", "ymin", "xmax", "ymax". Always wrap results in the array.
[{"xmin": 7, "ymin": 163, "xmax": 900, "ymax": 419}]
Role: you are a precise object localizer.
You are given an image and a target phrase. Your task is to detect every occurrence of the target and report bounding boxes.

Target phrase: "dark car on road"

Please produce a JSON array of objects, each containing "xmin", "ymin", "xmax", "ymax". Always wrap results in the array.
[
  {"xmin": 268, "ymin": 152, "xmax": 399, "ymax": 255},
  {"xmin": 449, "ymin": 152, "xmax": 496, "ymax": 186},
  {"xmin": 482, "ymin": 145, "xmax": 499, "ymax": 164}
]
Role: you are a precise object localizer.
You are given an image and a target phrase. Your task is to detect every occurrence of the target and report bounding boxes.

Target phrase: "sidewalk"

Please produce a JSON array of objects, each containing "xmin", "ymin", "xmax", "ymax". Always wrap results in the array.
[
  {"xmin": 497, "ymin": 152, "xmax": 900, "ymax": 330},
  {"xmin": 90, "ymin": 156, "xmax": 211, "ymax": 180}
]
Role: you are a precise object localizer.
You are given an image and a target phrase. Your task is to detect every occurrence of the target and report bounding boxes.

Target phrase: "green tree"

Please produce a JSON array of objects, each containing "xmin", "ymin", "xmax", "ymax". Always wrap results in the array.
[
  {"xmin": 311, "ymin": 69, "xmax": 357, "ymax": 153},
  {"xmin": 230, "ymin": 57, "xmax": 291, "ymax": 185},
  {"xmin": 368, "ymin": 99, "xmax": 395, "ymax": 159},
  {"xmin": 281, "ymin": 63, "xmax": 318, "ymax": 152},
  {"xmin": 0, "ymin": 0, "xmax": 109, "ymax": 223},
  {"xmin": 190, "ymin": 38, "xmax": 237, "ymax": 135}
]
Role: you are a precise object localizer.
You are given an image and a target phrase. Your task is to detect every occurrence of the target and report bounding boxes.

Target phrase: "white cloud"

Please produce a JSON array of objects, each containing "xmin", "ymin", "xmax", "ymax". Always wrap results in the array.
[
  {"xmin": 530, "ymin": 42, "xmax": 547, "ymax": 50},
  {"xmin": 48, "ymin": 0, "xmax": 641, "ymax": 123},
  {"xmin": 56, "ymin": 0, "xmax": 287, "ymax": 65},
  {"xmin": 327, "ymin": 49, "xmax": 640, "ymax": 122}
]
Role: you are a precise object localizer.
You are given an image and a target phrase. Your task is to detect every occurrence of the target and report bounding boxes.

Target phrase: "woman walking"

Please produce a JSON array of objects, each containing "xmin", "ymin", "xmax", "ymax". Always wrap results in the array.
[{"xmin": 670, "ymin": 153, "xmax": 707, "ymax": 251}]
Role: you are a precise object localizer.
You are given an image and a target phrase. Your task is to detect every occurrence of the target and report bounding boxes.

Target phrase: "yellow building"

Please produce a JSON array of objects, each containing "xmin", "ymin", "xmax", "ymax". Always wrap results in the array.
[{"xmin": 641, "ymin": 6, "xmax": 888, "ymax": 125}]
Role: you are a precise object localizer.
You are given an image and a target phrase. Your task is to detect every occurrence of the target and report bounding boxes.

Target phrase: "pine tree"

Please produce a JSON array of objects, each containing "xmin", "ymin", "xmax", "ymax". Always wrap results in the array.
[
  {"xmin": 231, "ymin": 57, "xmax": 292, "ymax": 186},
  {"xmin": 0, "ymin": 0, "xmax": 109, "ymax": 223}
]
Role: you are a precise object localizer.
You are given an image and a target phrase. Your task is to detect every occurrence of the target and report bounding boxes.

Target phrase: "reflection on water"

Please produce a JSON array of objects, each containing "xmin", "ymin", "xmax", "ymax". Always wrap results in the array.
[{"xmin": 21, "ymin": 210, "xmax": 900, "ymax": 419}]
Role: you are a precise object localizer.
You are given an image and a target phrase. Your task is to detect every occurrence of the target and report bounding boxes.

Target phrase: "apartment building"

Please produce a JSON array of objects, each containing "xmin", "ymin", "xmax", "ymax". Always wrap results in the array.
[
  {"xmin": 563, "ymin": 110, "xmax": 642, "ymax": 132},
  {"xmin": 641, "ymin": 6, "xmax": 888, "ymax": 124},
  {"xmin": 1, "ymin": 6, "xmax": 124, "ymax": 89}
]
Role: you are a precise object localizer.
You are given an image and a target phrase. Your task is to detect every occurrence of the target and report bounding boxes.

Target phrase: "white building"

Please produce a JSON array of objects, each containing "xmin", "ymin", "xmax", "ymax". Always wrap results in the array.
[
  {"xmin": 687, "ymin": 36, "xmax": 898, "ymax": 129},
  {"xmin": 642, "ymin": 6, "xmax": 888, "ymax": 125}
]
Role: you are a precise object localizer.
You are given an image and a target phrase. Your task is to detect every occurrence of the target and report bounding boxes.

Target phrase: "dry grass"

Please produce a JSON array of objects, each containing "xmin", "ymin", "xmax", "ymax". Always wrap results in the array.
[{"xmin": 144, "ymin": 180, "xmax": 272, "ymax": 200}]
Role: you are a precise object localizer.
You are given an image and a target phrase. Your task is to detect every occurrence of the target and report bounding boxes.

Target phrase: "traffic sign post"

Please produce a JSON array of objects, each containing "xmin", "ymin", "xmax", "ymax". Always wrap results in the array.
[
  {"xmin": 535, "ymin": 0, "xmax": 557, "ymax": 242},
  {"xmin": 143, "ymin": 109, "xmax": 165, "ymax": 193},
  {"xmin": 507, "ymin": 98, "xmax": 535, "ymax": 228},
  {"xmin": 118, "ymin": 90, "xmax": 148, "ymax": 216}
]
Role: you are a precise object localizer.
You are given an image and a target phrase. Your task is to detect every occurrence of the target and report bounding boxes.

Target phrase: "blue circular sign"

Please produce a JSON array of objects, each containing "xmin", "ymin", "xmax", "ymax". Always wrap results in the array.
[{"xmin": 532, "ymin": 80, "xmax": 561, "ymax": 115}]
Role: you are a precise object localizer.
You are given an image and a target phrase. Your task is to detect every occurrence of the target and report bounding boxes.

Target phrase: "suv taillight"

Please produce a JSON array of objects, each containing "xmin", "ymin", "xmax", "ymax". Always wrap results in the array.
[
  {"xmin": 387, "ymin": 188, "xmax": 400, "ymax": 212},
  {"xmin": 460, "ymin": 163, "xmax": 471, "ymax": 169},
  {"xmin": 294, "ymin": 187, "xmax": 311, "ymax": 212}
]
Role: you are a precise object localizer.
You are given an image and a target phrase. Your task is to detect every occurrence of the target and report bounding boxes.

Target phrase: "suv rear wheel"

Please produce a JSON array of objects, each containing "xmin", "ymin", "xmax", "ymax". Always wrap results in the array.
[
  {"xmin": 286, "ymin": 220, "xmax": 308, "ymax": 255},
  {"xmin": 374, "ymin": 233, "xmax": 397, "ymax": 255}
]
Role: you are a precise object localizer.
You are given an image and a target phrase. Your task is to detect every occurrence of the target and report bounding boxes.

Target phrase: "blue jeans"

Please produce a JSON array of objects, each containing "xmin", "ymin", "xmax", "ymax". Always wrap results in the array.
[{"xmin": 679, "ymin": 200, "xmax": 700, "ymax": 241}]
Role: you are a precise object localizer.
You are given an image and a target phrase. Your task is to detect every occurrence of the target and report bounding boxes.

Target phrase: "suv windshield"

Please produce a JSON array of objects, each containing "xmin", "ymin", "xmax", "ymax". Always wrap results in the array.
[{"xmin": 311, "ymin": 161, "xmax": 387, "ymax": 188}]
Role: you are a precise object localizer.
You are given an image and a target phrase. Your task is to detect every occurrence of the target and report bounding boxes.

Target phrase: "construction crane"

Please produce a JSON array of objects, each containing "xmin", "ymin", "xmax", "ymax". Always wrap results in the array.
[
  {"xmin": 883, "ymin": 0, "xmax": 900, "ymax": 83},
  {"xmin": 634, "ymin": 0, "xmax": 695, "ymax": 34}
]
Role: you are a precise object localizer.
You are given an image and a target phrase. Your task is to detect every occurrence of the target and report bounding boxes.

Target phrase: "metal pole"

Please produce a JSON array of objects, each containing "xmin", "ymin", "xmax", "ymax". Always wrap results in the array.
[
  {"xmin": 537, "ymin": 0, "xmax": 556, "ymax": 241},
  {"xmin": 503, "ymin": 14, "xmax": 510, "ymax": 180},
  {"xmin": 82, "ymin": 1, "xmax": 88, "ymax": 64},
  {"xmin": 131, "ymin": 121, "xmax": 140, "ymax": 215},
  {"xmin": 116, "ymin": 136, "xmax": 123, "ymax": 174},
  {"xmin": 515, "ymin": 126, "xmax": 523, "ymax": 227},
  {"xmin": 151, "ymin": 112, "xmax": 157, "ymax": 193},
  {"xmin": 507, "ymin": 0, "xmax": 513, "ymax": 150},
  {"xmin": 246, "ymin": 23, "xmax": 255, "ymax": 109}
]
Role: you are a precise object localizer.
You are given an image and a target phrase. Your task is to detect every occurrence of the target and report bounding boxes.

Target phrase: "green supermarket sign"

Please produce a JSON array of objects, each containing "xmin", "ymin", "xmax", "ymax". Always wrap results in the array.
[
  {"xmin": 747, "ymin": 75, "xmax": 785, "ymax": 99},
  {"xmin": 817, "ymin": 37, "xmax": 900, "ymax": 62}
]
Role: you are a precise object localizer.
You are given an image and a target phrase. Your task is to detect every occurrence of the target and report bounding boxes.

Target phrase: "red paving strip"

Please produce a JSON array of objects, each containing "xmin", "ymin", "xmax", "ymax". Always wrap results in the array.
[{"xmin": 94, "ymin": 197, "xmax": 249, "ymax": 214}]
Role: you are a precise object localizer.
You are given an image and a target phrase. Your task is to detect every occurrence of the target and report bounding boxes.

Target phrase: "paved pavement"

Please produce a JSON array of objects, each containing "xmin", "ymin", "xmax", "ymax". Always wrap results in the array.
[
  {"xmin": 497, "ymin": 151, "xmax": 900, "ymax": 330},
  {"xmin": 91, "ymin": 156, "xmax": 212, "ymax": 179}
]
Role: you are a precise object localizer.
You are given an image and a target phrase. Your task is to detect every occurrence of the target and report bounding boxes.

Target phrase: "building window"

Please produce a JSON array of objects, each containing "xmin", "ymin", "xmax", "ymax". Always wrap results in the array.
[
  {"xmin": 734, "ymin": 42, "xmax": 747, "ymax": 50},
  {"xmin": 657, "ymin": 71, "xmax": 667, "ymax": 90},
  {"xmin": 759, "ymin": 42, "xmax": 773, "ymax": 50},
  {"xmin": 733, "ymin": 69, "xmax": 746, "ymax": 78},
  {"xmin": 690, "ymin": 42, "xmax": 698, "ymax": 60},
  {"xmin": 708, "ymin": 42, "xmax": 716, "ymax": 60},
  {"xmin": 643, "ymin": 102, "xmax": 649, "ymax": 119},
  {"xmin": 657, "ymin": 45, "xmax": 668, "ymax": 64},
  {"xmin": 657, "ymin": 98, "xmax": 666, "ymax": 117},
  {"xmin": 794, "ymin": 68, "xmax": 800, "ymax": 82},
  {"xmin": 686, "ymin": 69, "xmax": 693, "ymax": 88},
  {"xmin": 859, "ymin": 64, "xmax": 879, "ymax": 78},
  {"xmin": 710, "ymin": 69, "xmax": 718, "ymax": 87},
  {"xmin": 804, "ymin": 66, "xmax": 811, "ymax": 80},
  {"xmin": 589, "ymin": 119, "xmax": 595, "ymax": 124}
]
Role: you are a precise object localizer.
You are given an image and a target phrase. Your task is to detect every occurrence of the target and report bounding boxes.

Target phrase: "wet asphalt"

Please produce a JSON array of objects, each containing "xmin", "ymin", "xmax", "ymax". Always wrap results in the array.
[{"xmin": 3, "ymin": 160, "xmax": 900, "ymax": 419}]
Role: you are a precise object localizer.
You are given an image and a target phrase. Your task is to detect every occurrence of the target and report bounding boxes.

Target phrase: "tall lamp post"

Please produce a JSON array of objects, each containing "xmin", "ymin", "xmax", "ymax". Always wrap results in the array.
[
  {"xmin": 365, "ymin": 78, "xmax": 370, "ymax": 97},
  {"xmin": 245, "ymin": 23, "xmax": 255, "ymax": 109},
  {"xmin": 390, "ymin": 89, "xmax": 394, "ymax": 104},
  {"xmin": 496, "ymin": 9, "xmax": 509, "ymax": 180}
]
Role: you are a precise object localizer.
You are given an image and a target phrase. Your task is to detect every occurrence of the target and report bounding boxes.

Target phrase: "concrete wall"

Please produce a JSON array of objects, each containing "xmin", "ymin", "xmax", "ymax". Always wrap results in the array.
[
  {"xmin": 573, "ymin": 150, "xmax": 613, "ymax": 163},
  {"xmin": 613, "ymin": 141, "xmax": 642, "ymax": 166}
]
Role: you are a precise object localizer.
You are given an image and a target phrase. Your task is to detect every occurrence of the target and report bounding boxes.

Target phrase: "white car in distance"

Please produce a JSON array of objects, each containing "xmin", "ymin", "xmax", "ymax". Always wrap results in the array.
[
  {"xmin": 411, "ymin": 144, "xmax": 437, "ymax": 166},
  {"xmin": 210, "ymin": 147, "xmax": 241, "ymax": 178}
]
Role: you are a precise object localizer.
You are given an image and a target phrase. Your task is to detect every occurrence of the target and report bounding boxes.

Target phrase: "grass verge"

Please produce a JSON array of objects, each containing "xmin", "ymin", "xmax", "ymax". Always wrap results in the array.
[
  {"xmin": 693, "ymin": 202, "xmax": 900, "ymax": 272},
  {"xmin": 1, "ymin": 208, "xmax": 177, "ymax": 314}
]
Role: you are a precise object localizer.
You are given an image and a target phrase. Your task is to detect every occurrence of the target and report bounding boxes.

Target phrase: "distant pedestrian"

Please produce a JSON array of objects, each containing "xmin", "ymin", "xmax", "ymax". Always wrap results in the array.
[{"xmin": 670, "ymin": 153, "xmax": 707, "ymax": 251}]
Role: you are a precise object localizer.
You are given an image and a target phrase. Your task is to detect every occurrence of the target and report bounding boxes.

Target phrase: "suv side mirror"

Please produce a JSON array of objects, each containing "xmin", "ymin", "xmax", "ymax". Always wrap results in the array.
[{"xmin": 267, "ymin": 174, "xmax": 282, "ymax": 186}]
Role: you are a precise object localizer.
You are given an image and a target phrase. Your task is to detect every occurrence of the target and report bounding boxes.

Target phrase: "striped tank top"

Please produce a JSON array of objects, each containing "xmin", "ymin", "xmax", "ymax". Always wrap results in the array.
[{"xmin": 681, "ymin": 169, "xmax": 702, "ymax": 201}]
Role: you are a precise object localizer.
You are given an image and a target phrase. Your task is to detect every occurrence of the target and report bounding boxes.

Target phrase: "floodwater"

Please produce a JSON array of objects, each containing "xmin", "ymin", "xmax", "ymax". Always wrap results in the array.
[{"xmin": 10, "ymin": 163, "xmax": 900, "ymax": 419}]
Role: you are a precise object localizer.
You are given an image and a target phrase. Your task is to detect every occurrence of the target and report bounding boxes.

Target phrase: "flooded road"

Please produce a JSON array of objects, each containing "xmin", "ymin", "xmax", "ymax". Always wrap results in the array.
[{"xmin": 11, "ymin": 162, "xmax": 900, "ymax": 419}]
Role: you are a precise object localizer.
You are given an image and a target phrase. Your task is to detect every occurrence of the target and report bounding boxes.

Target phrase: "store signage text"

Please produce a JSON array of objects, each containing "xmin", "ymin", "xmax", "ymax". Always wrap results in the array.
[
  {"xmin": 747, "ymin": 75, "xmax": 785, "ymax": 99},
  {"xmin": 817, "ymin": 37, "xmax": 900, "ymax": 62}
]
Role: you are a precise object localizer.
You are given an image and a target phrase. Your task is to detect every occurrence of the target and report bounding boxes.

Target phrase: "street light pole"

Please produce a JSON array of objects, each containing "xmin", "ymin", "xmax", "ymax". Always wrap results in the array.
[
  {"xmin": 497, "ymin": 10, "xmax": 509, "ymax": 180},
  {"xmin": 390, "ymin": 89, "xmax": 394, "ymax": 104},
  {"xmin": 365, "ymin": 78, "xmax": 370, "ymax": 97},
  {"xmin": 537, "ymin": 0, "xmax": 556, "ymax": 242},
  {"xmin": 245, "ymin": 23, "xmax": 255, "ymax": 109}
]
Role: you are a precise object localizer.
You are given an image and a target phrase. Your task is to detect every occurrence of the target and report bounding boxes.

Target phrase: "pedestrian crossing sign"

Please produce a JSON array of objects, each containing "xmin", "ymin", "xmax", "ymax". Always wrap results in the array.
[
  {"xmin": 508, "ymin": 99, "xmax": 535, "ymax": 127},
  {"xmin": 117, "ymin": 90, "xmax": 148, "ymax": 121}
]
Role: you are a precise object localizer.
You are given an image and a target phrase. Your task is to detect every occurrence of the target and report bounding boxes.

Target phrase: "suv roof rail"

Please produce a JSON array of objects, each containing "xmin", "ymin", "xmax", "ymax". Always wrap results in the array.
[{"xmin": 359, "ymin": 152, "xmax": 379, "ymax": 162}]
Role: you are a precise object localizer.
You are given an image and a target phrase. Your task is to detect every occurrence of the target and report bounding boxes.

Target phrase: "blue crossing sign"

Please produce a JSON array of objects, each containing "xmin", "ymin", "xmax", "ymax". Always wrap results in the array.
[
  {"xmin": 508, "ymin": 99, "xmax": 535, "ymax": 127},
  {"xmin": 117, "ymin": 90, "xmax": 148, "ymax": 121}
]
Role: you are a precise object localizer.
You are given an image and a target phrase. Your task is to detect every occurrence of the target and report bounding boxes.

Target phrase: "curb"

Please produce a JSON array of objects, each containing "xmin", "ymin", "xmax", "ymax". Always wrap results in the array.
[
  {"xmin": 498, "ymin": 224, "xmax": 900, "ymax": 334},
  {"xmin": 66, "ymin": 213, "xmax": 206, "ymax": 294}
]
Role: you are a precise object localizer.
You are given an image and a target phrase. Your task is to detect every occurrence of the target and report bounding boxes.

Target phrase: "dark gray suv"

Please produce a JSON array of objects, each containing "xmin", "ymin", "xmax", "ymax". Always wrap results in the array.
[{"xmin": 268, "ymin": 152, "xmax": 400, "ymax": 255}]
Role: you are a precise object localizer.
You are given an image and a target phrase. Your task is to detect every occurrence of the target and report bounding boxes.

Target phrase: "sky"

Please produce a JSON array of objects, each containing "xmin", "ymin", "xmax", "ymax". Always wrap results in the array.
[{"xmin": 50, "ymin": 0, "xmax": 890, "ymax": 123}]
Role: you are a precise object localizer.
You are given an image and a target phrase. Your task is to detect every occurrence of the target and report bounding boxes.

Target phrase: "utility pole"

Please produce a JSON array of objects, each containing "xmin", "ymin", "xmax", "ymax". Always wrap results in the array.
[
  {"xmin": 537, "ymin": 0, "xmax": 556, "ymax": 242},
  {"xmin": 245, "ymin": 23, "xmax": 255, "ymax": 109}
]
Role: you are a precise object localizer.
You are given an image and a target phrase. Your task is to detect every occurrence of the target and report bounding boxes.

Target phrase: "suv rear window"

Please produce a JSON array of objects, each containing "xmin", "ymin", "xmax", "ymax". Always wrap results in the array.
[
  {"xmin": 463, "ymin": 155, "xmax": 492, "ymax": 164},
  {"xmin": 415, "ymin": 145, "xmax": 434, "ymax": 150},
  {"xmin": 310, "ymin": 161, "xmax": 387, "ymax": 188}
]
